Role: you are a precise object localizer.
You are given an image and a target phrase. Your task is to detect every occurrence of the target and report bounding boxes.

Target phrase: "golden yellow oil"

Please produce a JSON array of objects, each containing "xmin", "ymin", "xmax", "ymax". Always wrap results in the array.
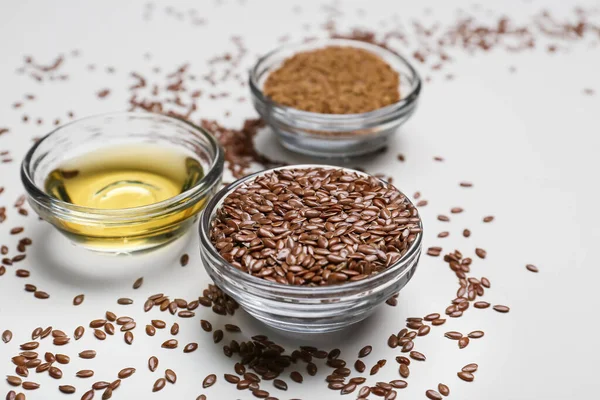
[{"xmin": 44, "ymin": 144, "xmax": 208, "ymax": 252}]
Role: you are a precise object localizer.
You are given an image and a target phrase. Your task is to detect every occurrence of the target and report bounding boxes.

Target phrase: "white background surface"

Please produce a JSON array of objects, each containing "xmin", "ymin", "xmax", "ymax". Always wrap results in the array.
[{"xmin": 1, "ymin": 0, "xmax": 599, "ymax": 399}]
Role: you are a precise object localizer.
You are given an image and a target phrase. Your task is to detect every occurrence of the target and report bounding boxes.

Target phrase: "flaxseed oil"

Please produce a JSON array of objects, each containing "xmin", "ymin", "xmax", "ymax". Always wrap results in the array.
[
  {"xmin": 43, "ymin": 144, "xmax": 208, "ymax": 252},
  {"xmin": 45, "ymin": 144, "xmax": 204, "ymax": 209}
]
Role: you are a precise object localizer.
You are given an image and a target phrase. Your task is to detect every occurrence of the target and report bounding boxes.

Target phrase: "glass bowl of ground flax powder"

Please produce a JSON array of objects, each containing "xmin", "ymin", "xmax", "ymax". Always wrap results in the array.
[
  {"xmin": 249, "ymin": 39, "xmax": 421, "ymax": 158},
  {"xmin": 199, "ymin": 165, "xmax": 422, "ymax": 333}
]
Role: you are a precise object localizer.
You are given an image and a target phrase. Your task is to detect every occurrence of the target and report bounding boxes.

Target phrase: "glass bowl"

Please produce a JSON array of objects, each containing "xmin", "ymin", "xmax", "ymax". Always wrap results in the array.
[
  {"xmin": 21, "ymin": 112, "xmax": 224, "ymax": 253},
  {"xmin": 199, "ymin": 165, "xmax": 422, "ymax": 333},
  {"xmin": 249, "ymin": 38, "xmax": 422, "ymax": 158}
]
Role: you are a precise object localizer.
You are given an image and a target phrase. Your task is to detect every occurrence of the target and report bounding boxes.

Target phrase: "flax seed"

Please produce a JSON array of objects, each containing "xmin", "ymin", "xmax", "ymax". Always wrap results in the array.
[
  {"xmin": 475, "ymin": 248, "xmax": 486, "ymax": 259},
  {"xmin": 74, "ymin": 326, "xmax": 84, "ymax": 340},
  {"xmin": 76, "ymin": 370, "xmax": 94, "ymax": 378},
  {"xmin": 200, "ymin": 320, "xmax": 212, "ymax": 332},
  {"xmin": 468, "ymin": 330, "xmax": 484, "ymax": 339},
  {"xmin": 124, "ymin": 331, "xmax": 133, "ymax": 344},
  {"xmin": 526, "ymin": 264, "xmax": 539, "ymax": 273},
  {"xmin": 2, "ymin": 329, "xmax": 12, "ymax": 343},
  {"xmin": 93, "ymin": 330, "xmax": 106, "ymax": 340},
  {"xmin": 165, "ymin": 369, "xmax": 177, "ymax": 383},
  {"xmin": 118, "ymin": 367, "xmax": 135, "ymax": 379},
  {"xmin": 184, "ymin": 343, "xmax": 198, "ymax": 353},
  {"xmin": 203, "ymin": 374, "xmax": 216, "ymax": 388},
  {"xmin": 59, "ymin": 385, "xmax": 76, "ymax": 394},
  {"xmin": 457, "ymin": 371, "xmax": 474, "ymax": 382},
  {"xmin": 79, "ymin": 350, "xmax": 96, "ymax": 359},
  {"xmin": 493, "ymin": 305, "xmax": 510, "ymax": 313},
  {"xmin": 153, "ymin": 378, "xmax": 166, "ymax": 392},
  {"xmin": 133, "ymin": 277, "xmax": 143, "ymax": 289},
  {"xmin": 438, "ymin": 383, "xmax": 449, "ymax": 396},
  {"xmin": 162, "ymin": 339, "xmax": 178, "ymax": 349}
]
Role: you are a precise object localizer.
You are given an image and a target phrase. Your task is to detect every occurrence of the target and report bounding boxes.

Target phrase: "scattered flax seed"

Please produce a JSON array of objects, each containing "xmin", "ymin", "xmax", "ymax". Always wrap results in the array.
[
  {"xmin": 73, "ymin": 294, "xmax": 84, "ymax": 306},
  {"xmin": 463, "ymin": 229, "xmax": 471, "ymax": 237},
  {"xmin": 427, "ymin": 247, "xmax": 442, "ymax": 257},
  {"xmin": 457, "ymin": 371, "xmax": 474, "ymax": 382},
  {"xmin": 124, "ymin": 331, "xmax": 134, "ymax": 344},
  {"xmin": 444, "ymin": 331, "xmax": 462, "ymax": 340},
  {"xmin": 153, "ymin": 378, "xmax": 166, "ymax": 392},
  {"xmin": 162, "ymin": 339, "xmax": 178, "ymax": 349},
  {"xmin": 74, "ymin": 326, "xmax": 84, "ymax": 340},
  {"xmin": 290, "ymin": 371, "xmax": 303, "ymax": 383},
  {"xmin": 397, "ymin": 154, "xmax": 405, "ymax": 162},
  {"xmin": 358, "ymin": 345, "xmax": 372, "ymax": 358},
  {"xmin": 200, "ymin": 320, "xmax": 212, "ymax": 332},
  {"xmin": 437, "ymin": 215, "xmax": 450, "ymax": 222},
  {"xmin": 468, "ymin": 330, "xmax": 484, "ymax": 339},
  {"xmin": 184, "ymin": 342, "xmax": 198, "ymax": 353},
  {"xmin": 426, "ymin": 389, "xmax": 443, "ymax": 400},
  {"xmin": 180, "ymin": 253, "xmax": 189, "ymax": 266},
  {"xmin": 459, "ymin": 182, "xmax": 473, "ymax": 187},
  {"xmin": 149, "ymin": 356, "xmax": 159, "ymax": 372},
  {"xmin": 462, "ymin": 363, "xmax": 478, "ymax": 373},
  {"xmin": 133, "ymin": 277, "xmax": 144, "ymax": 289},
  {"xmin": 165, "ymin": 369, "xmax": 177, "ymax": 383},
  {"xmin": 117, "ymin": 298, "xmax": 133, "ymax": 305},
  {"xmin": 438, "ymin": 383, "xmax": 450, "ymax": 396},
  {"xmin": 118, "ymin": 367, "xmax": 136, "ymax": 379},
  {"xmin": 21, "ymin": 381, "xmax": 39, "ymax": 390},
  {"xmin": 450, "ymin": 207, "xmax": 463, "ymax": 214},
  {"xmin": 474, "ymin": 301, "xmax": 490, "ymax": 309},
  {"xmin": 92, "ymin": 382, "xmax": 109, "ymax": 390},
  {"xmin": 76, "ymin": 370, "xmax": 94, "ymax": 378},
  {"xmin": 2, "ymin": 329, "xmax": 12, "ymax": 343},
  {"xmin": 225, "ymin": 324, "xmax": 241, "ymax": 333},
  {"xmin": 79, "ymin": 350, "xmax": 96, "ymax": 359},
  {"xmin": 475, "ymin": 248, "xmax": 487, "ymax": 259},
  {"xmin": 82, "ymin": 389, "xmax": 94, "ymax": 400},
  {"xmin": 203, "ymin": 374, "xmax": 216, "ymax": 388},
  {"xmin": 94, "ymin": 329, "xmax": 106, "ymax": 340},
  {"xmin": 526, "ymin": 264, "xmax": 539, "ymax": 273},
  {"xmin": 399, "ymin": 363, "xmax": 410, "ymax": 378},
  {"xmin": 97, "ymin": 89, "xmax": 111, "ymax": 98},
  {"xmin": 433, "ymin": 156, "xmax": 444, "ymax": 161},
  {"xmin": 493, "ymin": 305, "xmax": 510, "ymax": 313},
  {"xmin": 59, "ymin": 385, "xmax": 76, "ymax": 394}
]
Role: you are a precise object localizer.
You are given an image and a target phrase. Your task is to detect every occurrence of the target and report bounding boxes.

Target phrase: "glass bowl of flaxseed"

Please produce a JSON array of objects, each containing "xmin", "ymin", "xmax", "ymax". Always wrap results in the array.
[
  {"xmin": 249, "ymin": 39, "xmax": 421, "ymax": 158},
  {"xmin": 199, "ymin": 165, "xmax": 422, "ymax": 333}
]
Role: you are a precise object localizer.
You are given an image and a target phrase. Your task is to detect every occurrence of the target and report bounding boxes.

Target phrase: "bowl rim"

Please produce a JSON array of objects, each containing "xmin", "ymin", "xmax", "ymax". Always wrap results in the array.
[
  {"xmin": 199, "ymin": 164, "xmax": 423, "ymax": 296},
  {"xmin": 248, "ymin": 38, "xmax": 422, "ymax": 122},
  {"xmin": 20, "ymin": 111, "xmax": 224, "ymax": 221}
]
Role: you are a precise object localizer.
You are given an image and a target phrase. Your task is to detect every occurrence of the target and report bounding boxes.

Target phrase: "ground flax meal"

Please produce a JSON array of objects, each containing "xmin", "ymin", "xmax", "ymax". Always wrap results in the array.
[{"xmin": 263, "ymin": 46, "xmax": 400, "ymax": 114}]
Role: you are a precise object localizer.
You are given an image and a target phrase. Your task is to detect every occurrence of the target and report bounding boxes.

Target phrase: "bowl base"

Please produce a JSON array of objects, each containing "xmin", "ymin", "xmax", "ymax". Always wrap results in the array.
[{"xmin": 276, "ymin": 130, "xmax": 393, "ymax": 158}]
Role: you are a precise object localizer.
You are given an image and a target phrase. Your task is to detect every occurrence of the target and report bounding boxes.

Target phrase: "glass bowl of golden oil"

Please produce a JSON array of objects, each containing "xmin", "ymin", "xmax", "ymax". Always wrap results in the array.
[{"xmin": 21, "ymin": 112, "xmax": 224, "ymax": 253}]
